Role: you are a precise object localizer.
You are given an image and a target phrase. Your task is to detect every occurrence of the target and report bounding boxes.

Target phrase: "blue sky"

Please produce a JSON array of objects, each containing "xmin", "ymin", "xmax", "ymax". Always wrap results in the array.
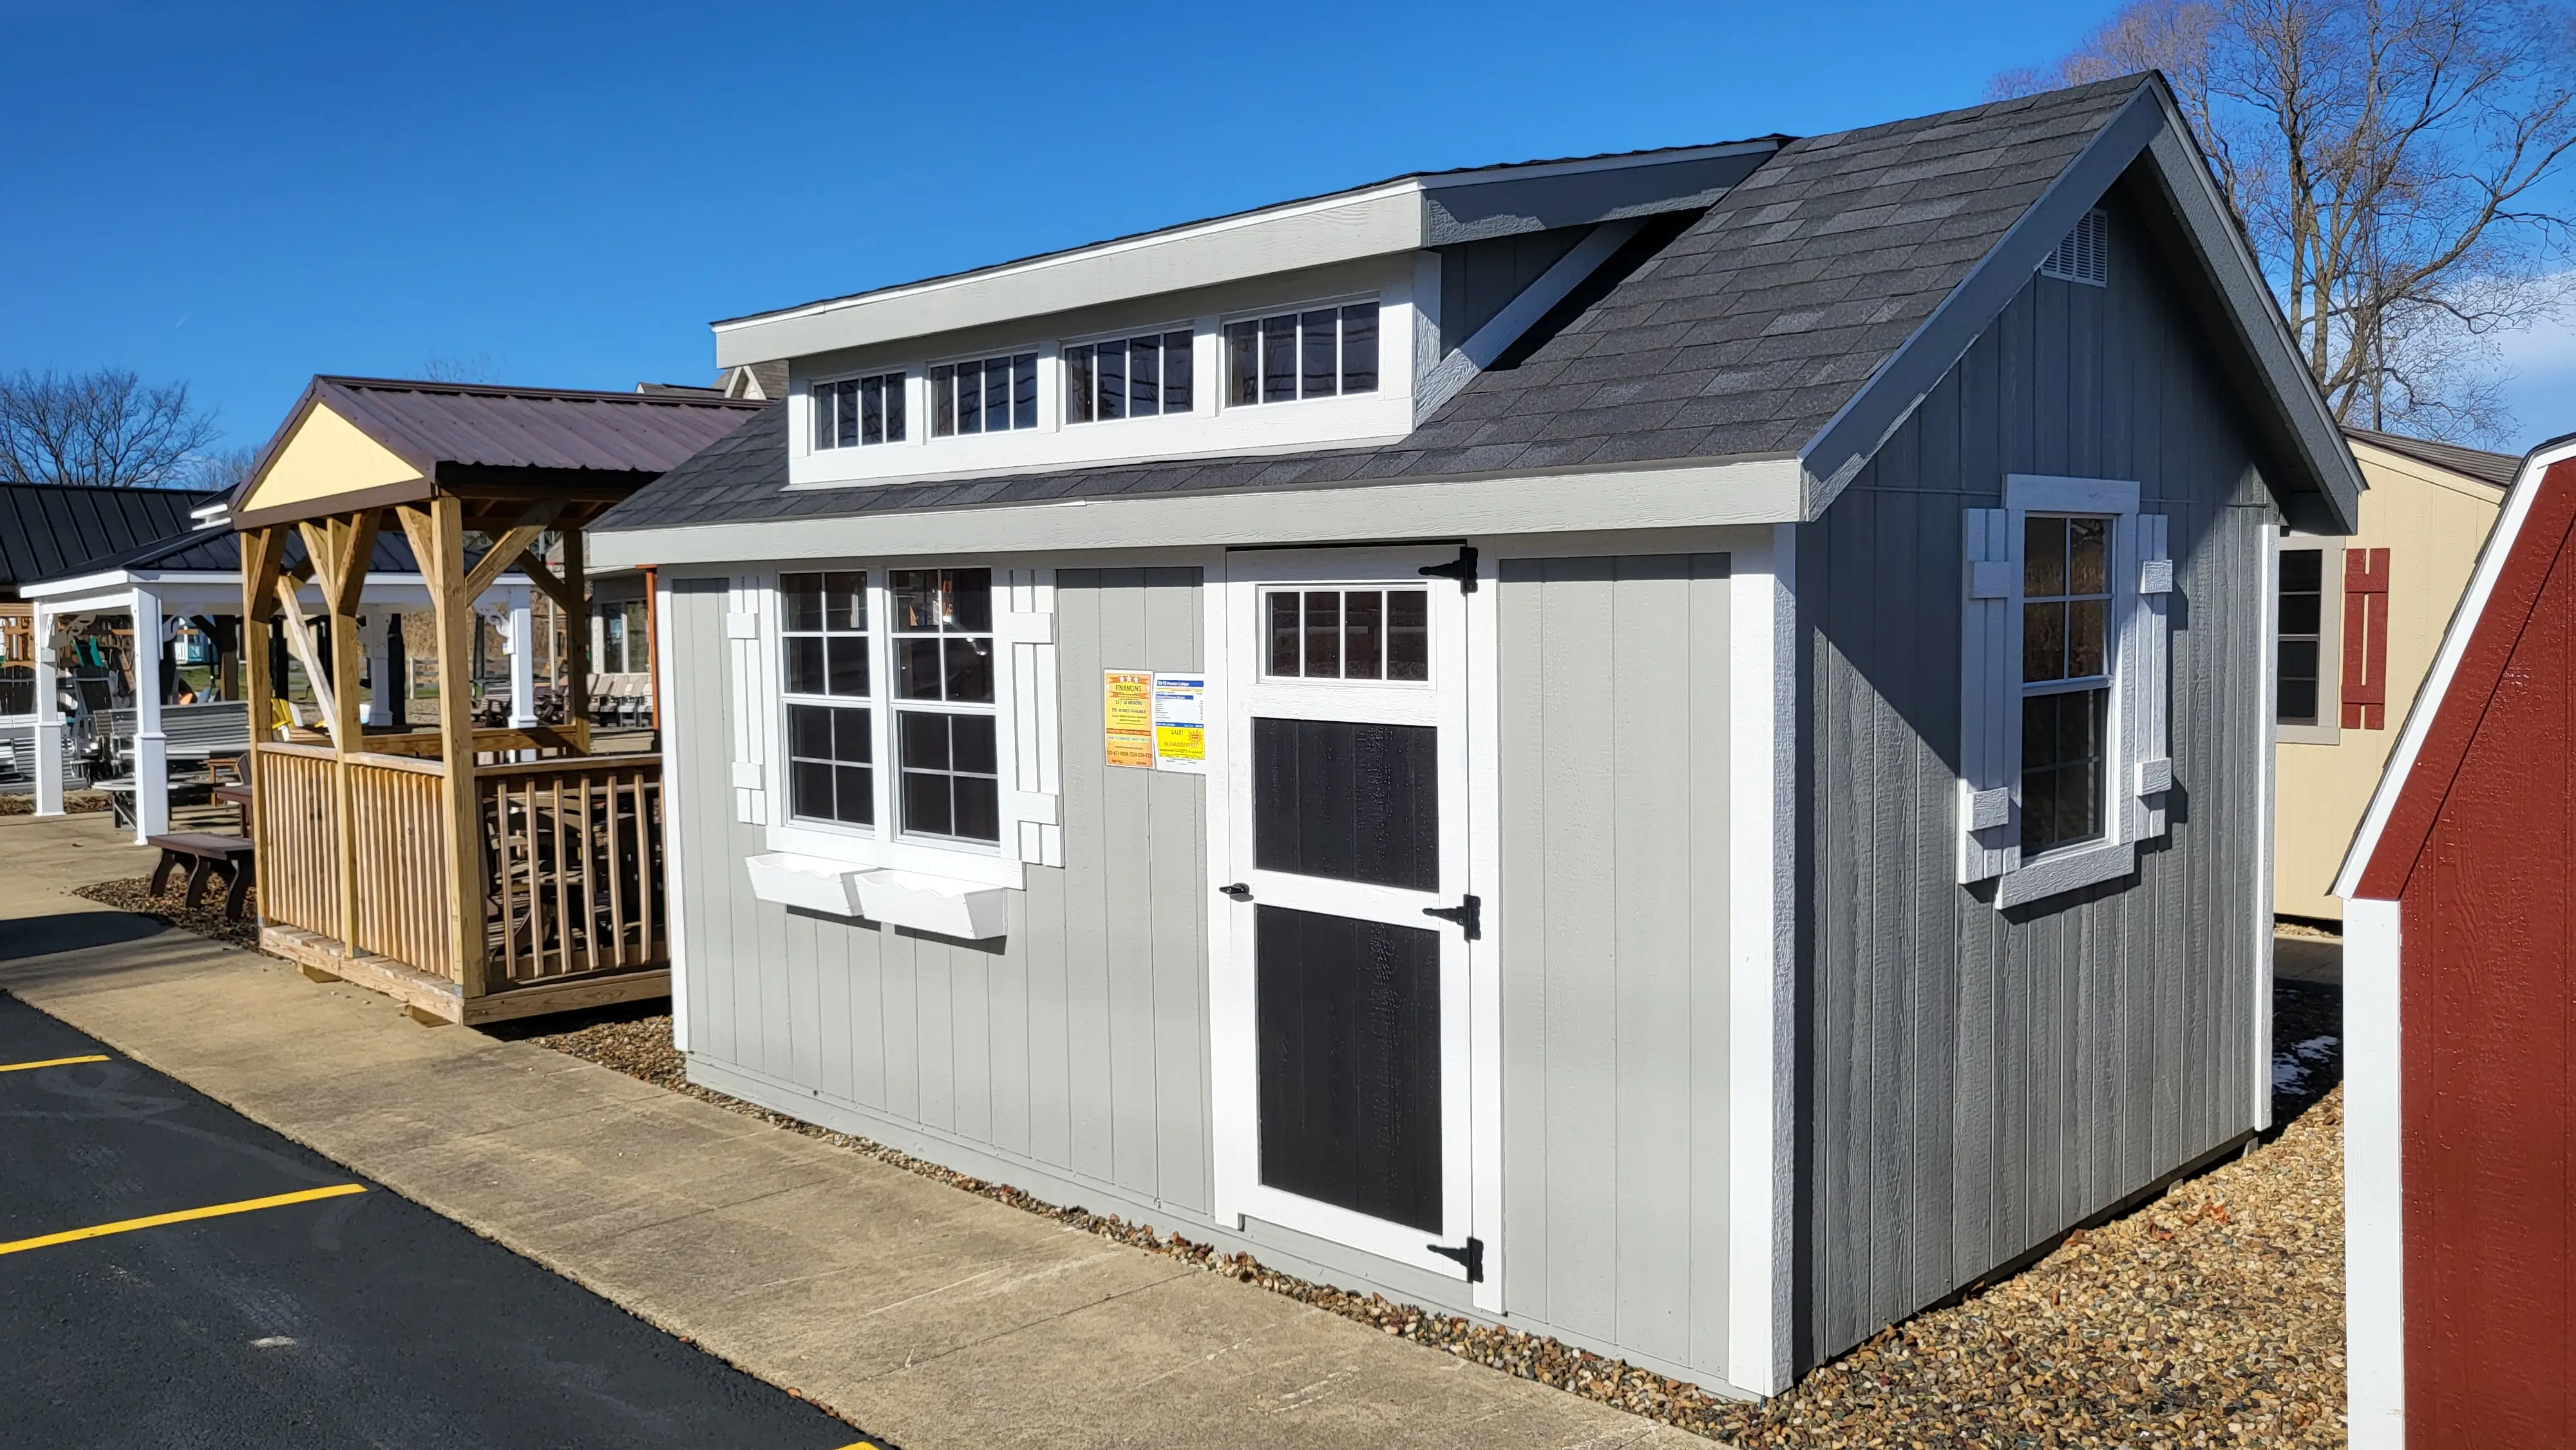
[{"xmin": 6, "ymin": 0, "xmax": 2573, "ymax": 458}]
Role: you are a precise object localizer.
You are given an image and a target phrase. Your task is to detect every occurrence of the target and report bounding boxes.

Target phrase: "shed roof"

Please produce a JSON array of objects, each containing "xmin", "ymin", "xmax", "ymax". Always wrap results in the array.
[
  {"xmin": 0, "ymin": 482, "xmax": 213, "ymax": 599},
  {"xmin": 2340, "ymin": 434, "xmax": 2576, "ymax": 900},
  {"xmin": 601, "ymin": 73, "xmax": 2361, "ymax": 541},
  {"xmin": 231, "ymin": 377, "xmax": 764, "ymax": 529},
  {"xmin": 2344, "ymin": 427, "xmax": 2521, "ymax": 491}
]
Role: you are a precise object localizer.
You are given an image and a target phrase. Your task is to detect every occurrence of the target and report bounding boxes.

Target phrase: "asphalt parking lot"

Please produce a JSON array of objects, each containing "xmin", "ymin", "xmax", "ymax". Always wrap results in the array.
[{"xmin": 0, "ymin": 990, "xmax": 882, "ymax": 1450}]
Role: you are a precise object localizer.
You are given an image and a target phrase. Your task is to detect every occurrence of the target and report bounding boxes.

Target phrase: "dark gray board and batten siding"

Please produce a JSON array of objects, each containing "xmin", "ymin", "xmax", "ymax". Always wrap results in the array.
[
  {"xmin": 667, "ymin": 567, "xmax": 1213, "ymax": 1218},
  {"xmin": 1795, "ymin": 196, "xmax": 2271, "ymax": 1366}
]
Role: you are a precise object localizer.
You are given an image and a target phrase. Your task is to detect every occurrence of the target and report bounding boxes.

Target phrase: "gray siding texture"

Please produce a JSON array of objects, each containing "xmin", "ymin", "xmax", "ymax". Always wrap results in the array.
[
  {"xmin": 667, "ymin": 567, "xmax": 1213, "ymax": 1218},
  {"xmin": 1498, "ymin": 554, "xmax": 1734, "ymax": 1383},
  {"xmin": 1796, "ymin": 196, "xmax": 2273, "ymax": 1364}
]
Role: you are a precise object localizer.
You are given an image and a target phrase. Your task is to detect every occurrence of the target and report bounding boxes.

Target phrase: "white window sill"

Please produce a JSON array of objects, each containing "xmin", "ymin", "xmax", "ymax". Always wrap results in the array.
[
  {"xmin": 2276, "ymin": 722, "xmax": 2342, "ymax": 747},
  {"xmin": 1996, "ymin": 837, "xmax": 2137, "ymax": 908},
  {"xmin": 745, "ymin": 852, "xmax": 1012, "ymax": 941}
]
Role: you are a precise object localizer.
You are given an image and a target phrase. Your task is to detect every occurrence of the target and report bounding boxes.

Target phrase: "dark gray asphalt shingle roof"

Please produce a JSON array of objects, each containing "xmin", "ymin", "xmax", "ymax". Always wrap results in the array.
[
  {"xmin": 2344, "ymin": 427, "xmax": 2521, "ymax": 491},
  {"xmin": 600, "ymin": 77, "xmax": 2150, "ymax": 536}
]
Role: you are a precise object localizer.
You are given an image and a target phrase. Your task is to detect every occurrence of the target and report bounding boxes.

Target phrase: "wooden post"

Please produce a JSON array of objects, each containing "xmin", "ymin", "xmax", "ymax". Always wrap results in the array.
[
  {"xmin": 641, "ymin": 565, "xmax": 660, "ymax": 733},
  {"xmin": 560, "ymin": 523, "xmax": 589, "ymax": 740},
  {"xmin": 304, "ymin": 512, "xmax": 377, "ymax": 955},
  {"xmin": 399, "ymin": 498, "xmax": 486, "ymax": 998},
  {"xmin": 240, "ymin": 527, "xmax": 286, "ymax": 898}
]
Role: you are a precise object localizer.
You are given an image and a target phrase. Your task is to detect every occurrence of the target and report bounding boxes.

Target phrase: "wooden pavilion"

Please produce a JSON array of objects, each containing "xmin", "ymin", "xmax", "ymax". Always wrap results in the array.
[{"xmin": 232, "ymin": 377, "xmax": 760, "ymax": 1024}]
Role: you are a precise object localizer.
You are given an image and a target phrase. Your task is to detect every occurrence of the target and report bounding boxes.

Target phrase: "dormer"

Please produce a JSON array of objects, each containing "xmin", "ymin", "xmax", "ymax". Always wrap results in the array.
[{"xmin": 713, "ymin": 140, "xmax": 1785, "ymax": 492}]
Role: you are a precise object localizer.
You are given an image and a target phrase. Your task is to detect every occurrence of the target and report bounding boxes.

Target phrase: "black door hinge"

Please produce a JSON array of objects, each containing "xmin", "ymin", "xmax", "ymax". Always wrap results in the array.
[
  {"xmin": 1422, "ymin": 894, "xmax": 1480, "ymax": 940},
  {"xmin": 1426, "ymin": 1236, "xmax": 1484, "ymax": 1281},
  {"xmin": 1417, "ymin": 545, "xmax": 1478, "ymax": 593}
]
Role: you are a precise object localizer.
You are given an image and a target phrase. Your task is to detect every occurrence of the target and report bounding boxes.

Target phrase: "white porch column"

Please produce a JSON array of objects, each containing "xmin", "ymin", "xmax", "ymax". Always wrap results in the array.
[
  {"xmin": 33, "ymin": 603, "xmax": 62, "ymax": 817},
  {"xmin": 507, "ymin": 594, "xmax": 536, "ymax": 730},
  {"xmin": 131, "ymin": 589, "xmax": 167, "ymax": 843},
  {"xmin": 364, "ymin": 610, "xmax": 395, "ymax": 726}
]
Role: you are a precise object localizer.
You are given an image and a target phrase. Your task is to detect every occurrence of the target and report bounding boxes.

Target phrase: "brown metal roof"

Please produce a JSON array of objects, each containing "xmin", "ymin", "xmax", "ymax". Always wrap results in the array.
[
  {"xmin": 308, "ymin": 376, "xmax": 764, "ymax": 476},
  {"xmin": 2344, "ymin": 426, "xmax": 2521, "ymax": 491}
]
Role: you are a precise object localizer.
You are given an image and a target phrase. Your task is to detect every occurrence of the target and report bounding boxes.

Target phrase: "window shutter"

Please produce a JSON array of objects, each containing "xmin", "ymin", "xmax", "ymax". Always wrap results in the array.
[
  {"xmin": 725, "ymin": 576, "xmax": 772, "ymax": 826},
  {"xmin": 1958, "ymin": 507, "xmax": 2017, "ymax": 881},
  {"xmin": 2342, "ymin": 547, "xmax": 2391, "ymax": 729},
  {"xmin": 994, "ymin": 567, "xmax": 1062, "ymax": 867},
  {"xmin": 2130, "ymin": 513, "xmax": 2173, "ymax": 840}
]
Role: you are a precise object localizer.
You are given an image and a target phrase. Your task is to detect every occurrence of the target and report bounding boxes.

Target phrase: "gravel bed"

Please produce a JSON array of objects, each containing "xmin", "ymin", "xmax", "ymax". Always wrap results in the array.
[
  {"xmin": 0, "ymin": 790, "xmax": 111, "ymax": 816},
  {"xmin": 518, "ymin": 994, "xmax": 2347, "ymax": 1449},
  {"xmin": 71, "ymin": 874, "xmax": 263, "ymax": 950}
]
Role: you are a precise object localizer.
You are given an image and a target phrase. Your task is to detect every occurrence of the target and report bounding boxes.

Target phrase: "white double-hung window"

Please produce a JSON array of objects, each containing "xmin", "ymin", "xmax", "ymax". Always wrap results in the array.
[
  {"xmin": 1959, "ymin": 475, "xmax": 2172, "ymax": 906},
  {"xmin": 725, "ymin": 563, "xmax": 1062, "ymax": 894}
]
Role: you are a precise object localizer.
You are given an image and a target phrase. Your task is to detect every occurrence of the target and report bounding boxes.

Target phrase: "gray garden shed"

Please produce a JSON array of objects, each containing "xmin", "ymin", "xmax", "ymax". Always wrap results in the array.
[{"xmin": 592, "ymin": 73, "xmax": 2359, "ymax": 1398}]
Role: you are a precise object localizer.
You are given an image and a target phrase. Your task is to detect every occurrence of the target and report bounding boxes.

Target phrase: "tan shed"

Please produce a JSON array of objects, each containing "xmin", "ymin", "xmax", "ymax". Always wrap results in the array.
[{"xmin": 2272, "ymin": 428, "xmax": 2517, "ymax": 922}]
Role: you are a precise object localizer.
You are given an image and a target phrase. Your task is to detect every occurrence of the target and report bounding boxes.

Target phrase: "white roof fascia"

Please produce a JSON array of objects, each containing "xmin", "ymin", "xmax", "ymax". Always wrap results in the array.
[
  {"xmin": 591, "ymin": 454, "xmax": 1804, "ymax": 570},
  {"xmin": 2333, "ymin": 436, "xmax": 2576, "ymax": 899},
  {"xmin": 713, "ymin": 142, "xmax": 1777, "ymax": 368}
]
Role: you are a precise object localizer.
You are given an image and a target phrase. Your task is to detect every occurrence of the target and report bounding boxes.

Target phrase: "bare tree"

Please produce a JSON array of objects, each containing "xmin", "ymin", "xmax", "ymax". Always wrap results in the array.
[
  {"xmin": 1994, "ymin": 0, "xmax": 2576, "ymax": 442},
  {"xmin": 0, "ymin": 368, "xmax": 222, "ymax": 487},
  {"xmin": 419, "ymin": 353, "xmax": 501, "ymax": 384},
  {"xmin": 182, "ymin": 443, "xmax": 261, "ymax": 496}
]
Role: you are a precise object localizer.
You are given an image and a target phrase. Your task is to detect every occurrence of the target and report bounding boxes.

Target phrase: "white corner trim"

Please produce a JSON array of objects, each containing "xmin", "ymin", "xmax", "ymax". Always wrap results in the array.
[
  {"xmin": 2337, "ymin": 436, "xmax": 2576, "ymax": 898},
  {"xmin": 655, "ymin": 572, "xmax": 690, "ymax": 1054},
  {"xmin": 590, "ymin": 456, "xmax": 1806, "ymax": 571},
  {"xmin": 1728, "ymin": 523, "xmax": 1797, "ymax": 1395},
  {"xmin": 2344, "ymin": 896, "xmax": 2407, "ymax": 1449},
  {"xmin": 1464, "ymin": 540, "xmax": 1506, "ymax": 1316},
  {"xmin": 1414, "ymin": 218, "xmax": 1645, "ymax": 422},
  {"xmin": 2254, "ymin": 523, "xmax": 2278, "ymax": 1131}
]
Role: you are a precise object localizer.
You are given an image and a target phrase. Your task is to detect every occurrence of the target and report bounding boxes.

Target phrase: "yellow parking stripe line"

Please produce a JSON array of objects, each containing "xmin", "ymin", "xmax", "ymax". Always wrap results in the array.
[
  {"xmin": 0, "ymin": 1183, "xmax": 367, "ymax": 1257},
  {"xmin": 0, "ymin": 1054, "xmax": 109, "ymax": 1075}
]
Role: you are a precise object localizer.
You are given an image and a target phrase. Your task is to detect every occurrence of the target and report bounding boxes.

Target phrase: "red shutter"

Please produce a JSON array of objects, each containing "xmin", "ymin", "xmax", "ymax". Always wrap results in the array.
[{"xmin": 2343, "ymin": 547, "xmax": 2392, "ymax": 730}]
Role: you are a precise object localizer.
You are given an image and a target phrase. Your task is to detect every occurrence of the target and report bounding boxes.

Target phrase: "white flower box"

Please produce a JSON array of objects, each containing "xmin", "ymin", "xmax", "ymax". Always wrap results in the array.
[
  {"xmin": 743, "ymin": 853, "xmax": 862, "ymax": 916},
  {"xmin": 853, "ymin": 867, "xmax": 1011, "ymax": 941}
]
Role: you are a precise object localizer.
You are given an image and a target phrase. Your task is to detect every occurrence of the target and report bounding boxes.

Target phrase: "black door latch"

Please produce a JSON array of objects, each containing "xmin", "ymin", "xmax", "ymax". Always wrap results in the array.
[
  {"xmin": 1426, "ymin": 1236, "xmax": 1484, "ymax": 1281},
  {"xmin": 1219, "ymin": 882, "xmax": 1253, "ymax": 901},
  {"xmin": 1417, "ymin": 545, "xmax": 1478, "ymax": 593},
  {"xmin": 1422, "ymin": 894, "xmax": 1480, "ymax": 940}
]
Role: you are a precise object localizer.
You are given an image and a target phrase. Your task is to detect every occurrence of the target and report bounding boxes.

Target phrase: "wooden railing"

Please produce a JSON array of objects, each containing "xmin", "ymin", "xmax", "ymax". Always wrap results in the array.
[
  {"xmin": 480, "ymin": 757, "xmax": 665, "ymax": 984},
  {"xmin": 351, "ymin": 752, "xmax": 457, "ymax": 981},
  {"xmin": 254, "ymin": 742, "xmax": 665, "ymax": 995}
]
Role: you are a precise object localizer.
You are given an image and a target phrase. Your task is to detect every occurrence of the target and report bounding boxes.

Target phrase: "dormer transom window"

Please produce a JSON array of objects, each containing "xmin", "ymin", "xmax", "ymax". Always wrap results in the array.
[
  {"xmin": 929, "ymin": 353, "xmax": 1039, "ymax": 437},
  {"xmin": 1224, "ymin": 301, "xmax": 1379, "ymax": 406},
  {"xmin": 1066, "ymin": 330, "xmax": 1194, "ymax": 424},
  {"xmin": 814, "ymin": 372, "xmax": 906, "ymax": 450}
]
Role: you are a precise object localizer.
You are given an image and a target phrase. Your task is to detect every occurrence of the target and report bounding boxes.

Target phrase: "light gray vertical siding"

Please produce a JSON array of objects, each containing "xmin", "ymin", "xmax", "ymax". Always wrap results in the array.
[
  {"xmin": 1797, "ymin": 194, "xmax": 2274, "ymax": 1364},
  {"xmin": 667, "ymin": 566, "xmax": 1211, "ymax": 1217},
  {"xmin": 1498, "ymin": 553, "xmax": 1733, "ymax": 1382}
]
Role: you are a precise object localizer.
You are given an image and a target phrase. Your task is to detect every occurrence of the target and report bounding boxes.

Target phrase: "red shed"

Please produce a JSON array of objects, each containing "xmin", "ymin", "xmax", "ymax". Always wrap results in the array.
[{"xmin": 2337, "ymin": 435, "xmax": 2576, "ymax": 1449}]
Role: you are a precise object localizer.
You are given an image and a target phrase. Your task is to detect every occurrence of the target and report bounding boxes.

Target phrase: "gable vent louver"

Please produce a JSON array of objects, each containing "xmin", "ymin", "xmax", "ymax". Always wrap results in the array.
[{"xmin": 2041, "ymin": 209, "xmax": 2109, "ymax": 287}]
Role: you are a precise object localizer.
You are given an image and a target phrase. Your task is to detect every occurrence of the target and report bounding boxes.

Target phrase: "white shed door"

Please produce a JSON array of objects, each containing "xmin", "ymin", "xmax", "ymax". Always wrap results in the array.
[{"xmin": 1213, "ymin": 547, "xmax": 1478, "ymax": 1283}]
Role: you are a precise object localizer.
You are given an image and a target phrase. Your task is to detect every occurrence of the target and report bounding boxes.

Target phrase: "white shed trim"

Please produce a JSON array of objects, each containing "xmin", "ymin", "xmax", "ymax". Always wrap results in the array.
[
  {"xmin": 1728, "ymin": 522, "xmax": 1797, "ymax": 1395},
  {"xmin": 2343, "ymin": 895, "xmax": 2406, "ymax": 1449}
]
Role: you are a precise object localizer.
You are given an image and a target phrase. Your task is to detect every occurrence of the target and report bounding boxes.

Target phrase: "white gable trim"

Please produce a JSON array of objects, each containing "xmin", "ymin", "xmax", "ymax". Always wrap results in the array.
[{"xmin": 2333, "ymin": 437, "xmax": 2576, "ymax": 899}]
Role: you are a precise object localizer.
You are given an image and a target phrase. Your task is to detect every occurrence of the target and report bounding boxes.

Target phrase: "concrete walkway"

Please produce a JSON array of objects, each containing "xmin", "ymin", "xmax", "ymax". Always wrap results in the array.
[{"xmin": 0, "ymin": 813, "xmax": 1676, "ymax": 1450}]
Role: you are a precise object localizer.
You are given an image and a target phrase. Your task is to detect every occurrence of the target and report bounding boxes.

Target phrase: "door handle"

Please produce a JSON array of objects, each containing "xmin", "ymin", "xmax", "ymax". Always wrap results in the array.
[
  {"xmin": 1422, "ymin": 894, "xmax": 1480, "ymax": 940},
  {"xmin": 1219, "ymin": 883, "xmax": 1253, "ymax": 901}
]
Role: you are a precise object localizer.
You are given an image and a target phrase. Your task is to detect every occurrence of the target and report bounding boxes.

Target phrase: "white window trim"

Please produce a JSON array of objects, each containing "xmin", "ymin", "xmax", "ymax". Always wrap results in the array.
[
  {"xmin": 1987, "ymin": 475, "xmax": 2153, "ymax": 909},
  {"xmin": 1061, "ymin": 321, "xmax": 1202, "ymax": 426},
  {"xmin": 2275, "ymin": 532, "xmax": 2344, "ymax": 746},
  {"xmin": 809, "ymin": 368, "xmax": 911, "ymax": 453},
  {"xmin": 752, "ymin": 562, "xmax": 1056, "ymax": 892},
  {"xmin": 924, "ymin": 349, "xmax": 1050, "ymax": 441},
  {"xmin": 1215, "ymin": 293, "xmax": 1385, "ymax": 413}
]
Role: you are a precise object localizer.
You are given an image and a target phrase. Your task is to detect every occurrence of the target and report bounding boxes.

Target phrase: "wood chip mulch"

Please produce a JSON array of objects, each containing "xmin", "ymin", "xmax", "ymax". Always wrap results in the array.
[
  {"xmin": 0, "ymin": 790, "xmax": 111, "ymax": 816},
  {"xmin": 71, "ymin": 874, "xmax": 263, "ymax": 950},
  {"xmin": 515, "ymin": 995, "xmax": 2347, "ymax": 1449}
]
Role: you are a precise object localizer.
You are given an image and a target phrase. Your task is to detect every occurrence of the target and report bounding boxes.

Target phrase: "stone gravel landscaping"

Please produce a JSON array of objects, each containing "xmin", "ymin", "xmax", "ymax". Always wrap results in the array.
[{"xmin": 86, "ymin": 870, "xmax": 2347, "ymax": 1449}]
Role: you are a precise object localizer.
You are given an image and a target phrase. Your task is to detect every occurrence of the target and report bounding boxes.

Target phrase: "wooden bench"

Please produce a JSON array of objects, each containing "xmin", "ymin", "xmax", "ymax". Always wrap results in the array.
[{"xmin": 146, "ymin": 832, "xmax": 256, "ymax": 921}]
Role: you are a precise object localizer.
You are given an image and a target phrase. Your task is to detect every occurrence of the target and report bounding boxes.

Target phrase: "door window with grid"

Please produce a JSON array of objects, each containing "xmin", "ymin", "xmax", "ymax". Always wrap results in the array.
[
  {"xmin": 2021, "ymin": 514, "xmax": 2112, "ymax": 855},
  {"xmin": 891, "ymin": 568, "xmax": 999, "ymax": 843},
  {"xmin": 780, "ymin": 570, "xmax": 873, "ymax": 826},
  {"xmin": 1261, "ymin": 586, "xmax": 1429, "ymax": 682}
]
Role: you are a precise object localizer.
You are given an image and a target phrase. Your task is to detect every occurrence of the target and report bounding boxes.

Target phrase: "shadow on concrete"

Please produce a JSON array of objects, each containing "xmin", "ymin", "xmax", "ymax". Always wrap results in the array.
[{"xmin": 0, "ymin": 910, "xmax": 169, "ymax": 963}]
